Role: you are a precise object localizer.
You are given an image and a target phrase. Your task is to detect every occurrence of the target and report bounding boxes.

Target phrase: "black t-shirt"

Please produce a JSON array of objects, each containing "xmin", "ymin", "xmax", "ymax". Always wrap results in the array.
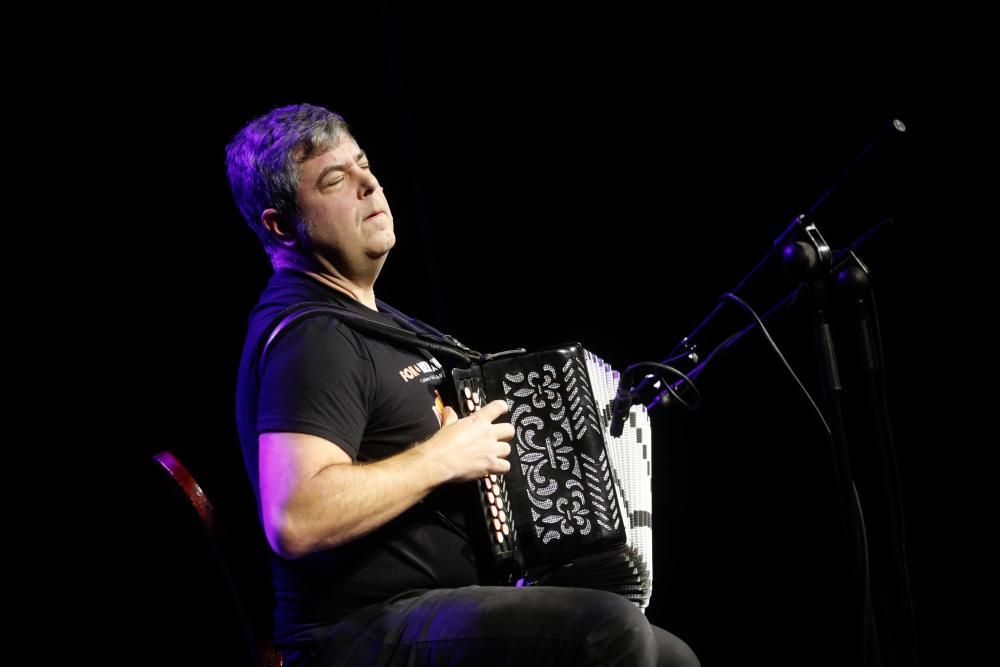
[{"xmin": 236, "ymin": 270, "xmax": 479, "ymax": 646}]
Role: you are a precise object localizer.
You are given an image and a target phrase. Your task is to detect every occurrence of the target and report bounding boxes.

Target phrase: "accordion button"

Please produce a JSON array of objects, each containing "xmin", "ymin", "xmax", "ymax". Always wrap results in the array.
[
  {"xmin": 489, "ymin": 505, "xmax": 498, "ymax": 518},
  {"xmin": 483, "ymin": 477, "xmax": 492, "ymax": 490},
  {"xmin": 466, "ymin": 399, "xmax": 475, "ymax": 412},
  {"xmin": 502, "ymin": 523, "xmax": 509, "ymax": 536},
  {"xmin": 486, "ymin": 491, "xmax": 495, "ymax": 504},
  {"xmin": 493, "ymin": 518, "xmax": 501, "ymax": 531},
  {"xmin": 472, "ymin": 390, "xmax": 479, "ymax": 403},
  {"xmin": 499, "ymin": 510, "xmax": 506, "ymax": 521},
  {"xmin": 495, "ymin": 531, "xmax": 504, "ymax": 544},
  {"xmin": 463, "ymin": 386, "xmax": 472, "ymax": 399},
  {"xmin": 490, "ymin": 474, "xmax": 498, "ymax": 483}
]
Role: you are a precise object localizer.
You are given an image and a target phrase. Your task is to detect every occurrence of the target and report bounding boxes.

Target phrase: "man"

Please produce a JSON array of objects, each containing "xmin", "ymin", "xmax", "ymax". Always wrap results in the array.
[{"xmin": 229, "ymin": 103, "xmax": 699, "ymax": 666}]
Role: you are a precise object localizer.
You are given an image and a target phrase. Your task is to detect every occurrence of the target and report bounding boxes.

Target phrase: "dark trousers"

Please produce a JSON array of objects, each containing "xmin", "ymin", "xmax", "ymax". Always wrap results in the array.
[{"xmin": 283, "ymin": 586, "xmax": 699, "ymax": 666}]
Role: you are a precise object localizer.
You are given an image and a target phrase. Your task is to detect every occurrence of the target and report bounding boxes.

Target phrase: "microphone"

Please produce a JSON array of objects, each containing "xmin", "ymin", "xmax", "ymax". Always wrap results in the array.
[{"xmin": 609, "ymin": 372, "xmax": 633, "ymax": 438}]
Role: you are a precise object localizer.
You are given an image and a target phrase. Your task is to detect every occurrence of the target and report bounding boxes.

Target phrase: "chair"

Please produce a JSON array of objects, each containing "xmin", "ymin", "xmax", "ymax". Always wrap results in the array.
[{"xmin": 151, "ymin": 450, "xmax": 283, "ymax": 667}]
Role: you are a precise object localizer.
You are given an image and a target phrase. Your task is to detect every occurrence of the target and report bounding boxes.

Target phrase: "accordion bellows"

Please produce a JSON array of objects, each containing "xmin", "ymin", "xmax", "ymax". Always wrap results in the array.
[{"xmin": 444, "ymin": 344, "xmax": 654, "ymax": 609}]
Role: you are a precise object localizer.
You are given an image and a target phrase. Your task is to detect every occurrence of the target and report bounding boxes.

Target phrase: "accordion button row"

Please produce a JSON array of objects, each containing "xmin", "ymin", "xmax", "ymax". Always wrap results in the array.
[
  {"xmin": 457, "ymin": 378, "xmax": 513, "ymax": 550},
  {"xmin": 481, "ymin": 472, "xmax": 512, "ymax": 547}
]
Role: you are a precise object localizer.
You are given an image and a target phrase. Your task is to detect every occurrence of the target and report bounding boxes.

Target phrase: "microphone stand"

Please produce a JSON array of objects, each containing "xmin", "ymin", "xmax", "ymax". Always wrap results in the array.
[
  {"xmin": 641, "ymin": 217, "xmax": 911, "ymax": 666},
  {"xmin": 640, "ymin": 119, "xmax": 917, "ymax": 667},
  {"xmin": 637, "ymin": 118, "xmax": 912, "ymax": 665},
  {"xmin": 834, "ymin": 253, "xmax": 920, "ymax": 667},
  {"xmin": 780, "ymin": 219, "xmax": 882, "ymax": 667}
]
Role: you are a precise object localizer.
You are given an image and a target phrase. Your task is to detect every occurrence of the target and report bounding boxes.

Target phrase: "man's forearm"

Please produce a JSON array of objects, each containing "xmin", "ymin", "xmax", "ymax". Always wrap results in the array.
[{"xmin": 277, "ymin": 444, "xmax": 449, "ymax": 558}]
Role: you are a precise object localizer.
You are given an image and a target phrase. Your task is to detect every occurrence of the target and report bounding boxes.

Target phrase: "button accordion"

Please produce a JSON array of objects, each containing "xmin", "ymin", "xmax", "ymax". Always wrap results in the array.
[{"xmin": 441, "ymin": 343, "xmax": 654, "ymax": 609}]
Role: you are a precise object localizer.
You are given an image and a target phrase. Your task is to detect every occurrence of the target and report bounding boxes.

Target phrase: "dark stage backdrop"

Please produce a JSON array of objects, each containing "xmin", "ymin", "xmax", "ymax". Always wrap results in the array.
[{"xmin": 118, "ymin": 10, "xmax": 976, "ymax": 666}]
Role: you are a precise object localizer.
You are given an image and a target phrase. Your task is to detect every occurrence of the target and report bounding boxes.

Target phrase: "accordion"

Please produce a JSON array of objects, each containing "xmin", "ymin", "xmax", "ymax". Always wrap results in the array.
[{"xmin": 441, "ymin": 343, "xmax": 654, "ymax": 609}]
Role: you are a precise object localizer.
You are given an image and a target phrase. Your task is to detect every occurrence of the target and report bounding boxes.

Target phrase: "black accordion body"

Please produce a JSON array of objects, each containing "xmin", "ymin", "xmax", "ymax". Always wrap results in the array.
[{"xmin": 441, "ymin": 343, "xmax": 654, "ymax": 609}]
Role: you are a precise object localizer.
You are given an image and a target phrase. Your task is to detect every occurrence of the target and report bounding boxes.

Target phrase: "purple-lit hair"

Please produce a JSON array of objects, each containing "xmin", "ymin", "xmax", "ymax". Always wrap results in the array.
[{"xmin": 225, "ymin": 104, "xmax": 352, "ymax": 260}]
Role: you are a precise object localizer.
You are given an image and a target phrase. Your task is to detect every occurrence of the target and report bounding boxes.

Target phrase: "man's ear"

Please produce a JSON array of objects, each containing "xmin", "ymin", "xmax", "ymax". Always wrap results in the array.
[{"xmin": 261, "ymin": 208, "xmax": 296, "ymax": 246}]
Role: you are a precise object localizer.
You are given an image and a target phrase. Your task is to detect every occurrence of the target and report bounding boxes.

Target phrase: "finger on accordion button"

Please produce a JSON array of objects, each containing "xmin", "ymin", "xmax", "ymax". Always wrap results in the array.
[{"xmin": 472, "ymin": 390, "xmax": 479, "ymax": 404}]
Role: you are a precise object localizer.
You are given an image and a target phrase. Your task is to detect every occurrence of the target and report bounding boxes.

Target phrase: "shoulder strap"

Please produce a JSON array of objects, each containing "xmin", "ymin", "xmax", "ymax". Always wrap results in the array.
[
  {"xmin": 375, "ymin": 298, "xmax": 480, "ymax": 358},
  {"xmin": 258, "ymin": 301, "xmax": 479, "ymax": 368}
]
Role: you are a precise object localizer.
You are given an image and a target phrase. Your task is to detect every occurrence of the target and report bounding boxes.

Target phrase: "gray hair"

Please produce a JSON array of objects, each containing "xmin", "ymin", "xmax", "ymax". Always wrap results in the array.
[{"xmin": 225, "ymin": 104, "xmax": 352, "ymax": 258}]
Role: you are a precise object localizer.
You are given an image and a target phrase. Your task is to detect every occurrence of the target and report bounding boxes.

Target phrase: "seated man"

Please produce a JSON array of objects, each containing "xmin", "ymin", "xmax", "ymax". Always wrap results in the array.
[{"xmin": 229, "ymin": 103, "xmax": 699, "ymax": 666}]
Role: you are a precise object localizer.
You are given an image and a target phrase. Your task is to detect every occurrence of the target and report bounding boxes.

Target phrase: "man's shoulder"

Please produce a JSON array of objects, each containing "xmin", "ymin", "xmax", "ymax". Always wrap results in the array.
[{"xmin": 260, "ymin": 307, "xmax": 372, "ymax": 363}]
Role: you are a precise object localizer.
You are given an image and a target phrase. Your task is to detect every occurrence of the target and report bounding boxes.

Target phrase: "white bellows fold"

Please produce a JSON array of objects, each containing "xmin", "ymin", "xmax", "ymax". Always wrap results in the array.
[{"xmin": 584, "ymin": 351, "xmax": 654, "ymax": 610}]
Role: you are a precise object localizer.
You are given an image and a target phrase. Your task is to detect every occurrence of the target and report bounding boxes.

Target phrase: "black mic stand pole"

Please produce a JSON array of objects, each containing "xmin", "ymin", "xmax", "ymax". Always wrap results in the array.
[
  {"xmin": 834, "ymin": 253, "xmax": 919, "ymax": 667},
  {"xmin": 779, "ymin": 219, "xmax": 882, "ymax": 667}
]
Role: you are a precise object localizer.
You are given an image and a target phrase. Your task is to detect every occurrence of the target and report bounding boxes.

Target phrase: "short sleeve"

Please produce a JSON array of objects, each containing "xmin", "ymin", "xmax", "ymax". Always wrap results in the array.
[{"xmin": 256, "ymin": 315, "xmax": 374, "ymax": 459}]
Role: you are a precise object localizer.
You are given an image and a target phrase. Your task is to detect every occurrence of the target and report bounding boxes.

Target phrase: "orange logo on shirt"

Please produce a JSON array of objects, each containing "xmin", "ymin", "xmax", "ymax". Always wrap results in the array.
[{"xmin": 432, "ymin": 390, "xmax": 446, "ymax": 426}]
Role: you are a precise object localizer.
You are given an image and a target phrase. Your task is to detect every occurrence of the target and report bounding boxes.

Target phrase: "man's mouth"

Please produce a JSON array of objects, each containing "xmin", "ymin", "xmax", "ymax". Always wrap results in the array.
[{"xmin": 365, "ymin": 211, "xmax": 384, "ymax": 220}]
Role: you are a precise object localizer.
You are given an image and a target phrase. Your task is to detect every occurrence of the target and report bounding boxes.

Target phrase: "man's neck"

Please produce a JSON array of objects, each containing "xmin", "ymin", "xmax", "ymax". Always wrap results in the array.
[
  {"xmin": 303, "ymin": 270, "xmax": 378, "ymax": 310},
  {"xmin": 272, "ymin": 251, "xmax": 380, "ymax": 311}
]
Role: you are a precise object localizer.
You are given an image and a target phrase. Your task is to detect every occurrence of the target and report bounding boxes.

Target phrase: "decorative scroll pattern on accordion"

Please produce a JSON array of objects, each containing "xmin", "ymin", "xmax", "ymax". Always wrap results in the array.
[{"xmin": 444, "ymin": 343, "xmax": 654, "ymax": 609}]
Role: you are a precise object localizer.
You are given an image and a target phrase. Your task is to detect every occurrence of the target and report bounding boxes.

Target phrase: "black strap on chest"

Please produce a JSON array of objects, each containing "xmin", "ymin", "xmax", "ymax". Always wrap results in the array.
[{"xmin": 257, "ymin": 300, "xmax": 480, "ymax": 371}]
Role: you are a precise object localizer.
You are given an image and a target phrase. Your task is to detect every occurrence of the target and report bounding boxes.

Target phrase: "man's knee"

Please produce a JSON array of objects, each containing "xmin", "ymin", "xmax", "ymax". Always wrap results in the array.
[
  {"xmin": 577, "ymin": 590, "xmax": 657, "ymax": 665},
  {"xmin": 592, "ymin": 590, "xmax": 651, "ymax": 633},
  {"xmin": 581, "ymin": 592, "xmax": 699, "ymax": 667}
]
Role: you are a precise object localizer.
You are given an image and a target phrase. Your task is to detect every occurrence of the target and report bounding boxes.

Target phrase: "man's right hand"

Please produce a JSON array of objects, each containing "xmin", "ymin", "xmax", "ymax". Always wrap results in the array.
[{"xmin": 419, "ymin": 399, "xmax": 514, "ymax": 482}]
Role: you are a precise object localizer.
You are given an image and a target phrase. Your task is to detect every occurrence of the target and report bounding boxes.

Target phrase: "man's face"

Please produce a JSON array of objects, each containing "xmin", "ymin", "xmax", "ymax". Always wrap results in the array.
[{"xmin": 294, "ymin": 136, "xmax": 395, "ymax": 271}]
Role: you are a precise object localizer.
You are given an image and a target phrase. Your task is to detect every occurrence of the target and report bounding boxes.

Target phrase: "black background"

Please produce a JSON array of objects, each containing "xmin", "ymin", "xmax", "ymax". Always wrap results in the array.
[{"xmin": 108, "ymin": 9, "xmax": 984, "ymax": 666}]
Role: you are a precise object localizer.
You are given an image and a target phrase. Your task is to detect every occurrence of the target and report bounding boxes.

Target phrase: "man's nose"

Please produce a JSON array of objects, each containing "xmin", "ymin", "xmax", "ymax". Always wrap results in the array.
[{"xmin": 357, "ymin": 169, "xmax": 378, "ymax": 197}]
